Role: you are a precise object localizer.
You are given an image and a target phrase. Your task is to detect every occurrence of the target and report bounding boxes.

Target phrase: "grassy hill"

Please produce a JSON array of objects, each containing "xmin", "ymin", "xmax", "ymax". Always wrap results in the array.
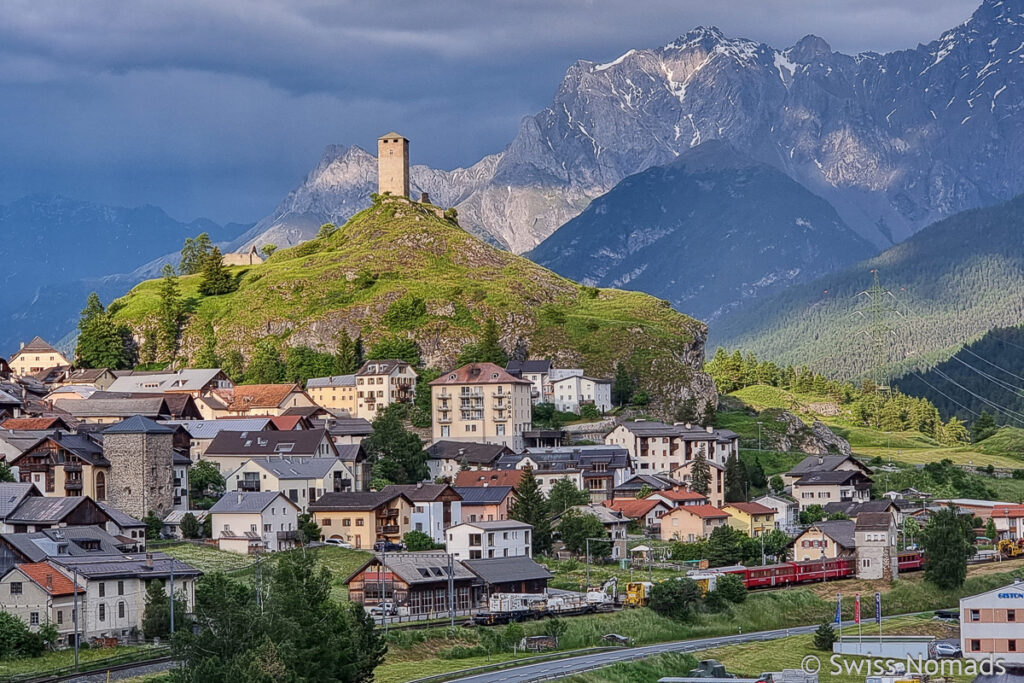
[
  {"xmin": 112, "ymin": 198, "xmax": 714, "ymax": 407},
  {"xmin": 711, "ymin": 193, "xmax": 1024, "ymax": 380}
]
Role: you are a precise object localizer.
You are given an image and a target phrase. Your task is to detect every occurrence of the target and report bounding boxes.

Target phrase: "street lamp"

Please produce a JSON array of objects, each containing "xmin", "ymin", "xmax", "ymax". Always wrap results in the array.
[{"xmin": 756, "ymin": 421, "xmax": 763, "ymax": 452}]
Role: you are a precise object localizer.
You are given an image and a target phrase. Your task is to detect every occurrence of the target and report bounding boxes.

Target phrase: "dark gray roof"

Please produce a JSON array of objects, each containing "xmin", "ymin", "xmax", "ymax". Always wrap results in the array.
[
  {"xmin": 306, "ymin": 374, "xmax": 357, "ymax": 388},
  {"xmin": 823, "ymin": 499, "xmax": 895, "ymax": 518},
  {"xmin": 426, "ymin": 440, "xmax": 511, "ymax": 465},
  {"xmin": 809, "ymin": 520, "xmax": 856, "ymax": 549},
  {"xmin": 382, "ymin": 484, "xmax": 462, "ymax": 503},
  {"xmin": 53, "ymin": 552, "xmax": 202, "ymax": 580},
  {"xmin": 463, "ymin": 556, "xmax": 552, "ymax": 584},
  {"xmin": 513, "ymin": 446, "xmax": 630, "ymax": 473},
  {"xmin": 56, "ymin": 397, "xmax": 169, "ymax": 418},
  {"xmin": 1, "ymin": 525, "xmax": 127, "ymax": 562},
  {"xmin": 452, "ymin": 486, "xmax": 514, "ymax": 505},
  {"xmin": 0, "ymin": 483, "xmax": 40, "ymax": 518},
  {"xmin": 309, "ymin": 490, "xmax": 411, "ymax": 511},
  {"xmin": 161, "ymin": 418, "xmax": 277, "ymax": 439},
  {"xmin": 451, "ymin": 520, "xmax": 532, "ymax": 531},
  {"xmin": 5, "ymin": 497, "xmax": 108, "ymax": 525},
  {"xmin": 316, "ymin": 418, "xmax": 373, "ymax": 436},
  {"xmin": 346, "ymin": 552, "xmax": 476, "ymax": 586},
  {"xmin": 205, "ymin": 429, "xmax": 332, "ymax": 457},
  {"xmin": 103, "ymin": 415, "xmax": 174, "ymax": 435},
  {"xmin": 335, "ymin": 444, "xmax": 365, "ymax": 461},
  {"xmin": 614, "ymin": 474, "xmax": 681, "ymax": 492},
  {"xmin": 795, "ymin": 470, "xmax": 871, "ymax": 485},
  {"xmin": 505, "ymin": 359, "xmax": 552, "ymax": 375},
  {"xmin": 173, "ymin": 451, "xmax": 192, "ymax": 466},
  {"xmin": 855, "ymin": 512, "xmax": 895, "ymax": 531},
  {"xmin": 617, "ymin": 421, "xmax": 738, "ymax": 442},
  {"xmin": 15, "ymin": 433, "xmax": 109, "ymax": 467},
  {"xmin": 209, "ymin": 491, "xmax": 297, "ymax": 514},
  {"xmin": 243, "ymin": 458, "xmax": 342, "ymax": 480},
  {"xmin": 788, "ymin": 455, "xmax": 870, "ymax": 476},
  {"xmin": 97, "ymin": 503, "xmax": 146, "ymax": 529}
]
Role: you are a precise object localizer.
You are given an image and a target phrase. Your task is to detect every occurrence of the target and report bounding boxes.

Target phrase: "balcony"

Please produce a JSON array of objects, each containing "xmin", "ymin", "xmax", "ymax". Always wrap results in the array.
[
  {"xmin": 63, "ymin": 464, "xmax": 82, "ymax": 473},
  {"xmin": 64, "ymin": 481, "xmax": 82, "ymax": 490},
  {"xmin": 380, "ymin": 524, "xmax": 400, "ymax": 535},
  {"xmin": 437, "ymin": 415, "xmax": 452, "ymax": 424},
  {"xmin": 277, "ymin": 530, "xmax": 300, "ymax": 541},
  {"xmin": 493, "ymin": 413, "xmax": 508, "ymax": 422},
  {"xmin": 238, "ymin": 480, "xmax": 261, "ymax": 492}
]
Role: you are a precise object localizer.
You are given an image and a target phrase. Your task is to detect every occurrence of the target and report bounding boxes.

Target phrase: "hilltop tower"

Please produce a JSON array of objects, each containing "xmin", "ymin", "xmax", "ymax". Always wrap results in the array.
[{"xmin": 377, "ymin": 132, "xmax": 410, "ymax": 198}]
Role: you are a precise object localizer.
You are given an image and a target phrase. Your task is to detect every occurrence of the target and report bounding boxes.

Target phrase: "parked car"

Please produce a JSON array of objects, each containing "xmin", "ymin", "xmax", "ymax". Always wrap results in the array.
[
  {"xmin": 369, "ymin": 602, "xmax": 398, "ymax": 616},
  {"xmin": 933, "ymin": 641, "xmax": 962, "ymax": 658},
  {"xmin": 324, "ymin": 538, "xmax": 354, "ymax": 549},
  {"xmin": 373, "ymin": 540, "xmax": 404, "ymax": 552}
]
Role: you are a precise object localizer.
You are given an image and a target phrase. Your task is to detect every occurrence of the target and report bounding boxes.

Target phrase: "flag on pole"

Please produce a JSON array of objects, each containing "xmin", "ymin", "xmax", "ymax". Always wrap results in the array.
[
  {"xmin": 854, "ymin": 594, "xmax": 861, "ymax": 624},
  {"xmin": 834, "ymin": 593, "xmax": 842, "ymax": 624},
  {"xmin": 875, "ymin": 592, "xmax": 881, "ymax": 624}
]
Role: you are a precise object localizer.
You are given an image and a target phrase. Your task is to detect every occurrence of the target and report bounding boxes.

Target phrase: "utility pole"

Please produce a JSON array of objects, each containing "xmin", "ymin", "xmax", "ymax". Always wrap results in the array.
[
  {"xmin": 169, "ymin": 561, "xmax": 175, "ymax": 635},
  {"xmin": 448, "ymin": 552, "xmax": 455, "ymax": 631},
  {"xmin": 72, "ymin": 566, "xmax": 79, "ymax": 673},
  {"xmin": 756, "ymin": 421, "xmax": 763, "ymax": 452},
  {"xmin": 854, "ymin": 270, "xmax": 903, "ymax": 388}
]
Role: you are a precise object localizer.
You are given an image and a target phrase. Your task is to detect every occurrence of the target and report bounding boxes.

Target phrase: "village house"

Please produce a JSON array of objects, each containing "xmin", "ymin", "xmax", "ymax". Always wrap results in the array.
[
  {"xmin": 932, "ymin": 498, "xmax": 1015, "ymax": 520},
  {"xmin": 201, "ymin": 428, "xmax": 337, "ymax": 474},
  {"xmin": 0, "ymin": 416, "xmax": 70, "ymax": 431},
  {"xmin": 791, "ymin": 519, "xmax": 856, "ymax": 562},
  {"xmin": 504, "ymin": 359, "xmax": 552, "ymax": 404},
  {"xmin": 309, "ymin": 490, "xmax": 414, "ymax": 549},
  {"xmin": 381, "ymin": 484, "xmax": 463, "ymax": 545},
  {"xmin": 463, "ymin": 556, "xmax": 552, "ymax": 599},
  {"xmin": 991, "ymin": 504, "xmax": 1024, "ymax": 540},
  {"xmin": 54, "ymin": 396, "xmax": 178, "ymax": 424},
  {"xmin": 723, "ymin": 501, "xmax": 777, "ymax": 537},
  {"xmin": 605, "ymin": 420, "xmax": 739, "ymax": 488},
  {"xmin": 159, "ymin": 509, "xmax": 209, "ymax": 539},
  {"xmin": 602, "ymin": 497, "xmax": 672, "ymax": 530},
  {"xmin": 670, "ymin": 459, "xmax": 725, "ymax": 508},
  {"xmin": 97, "ymin": 503, "xmax": 147, "ymax": 547},
  {"xmin": 50, "ymin": 552, "xmax": 202, "ymax": 643},
  {"xmin": 63, "ymin": 368, "xmax": 118, "ymax": 391},
  {"xmin": 612, "ymin": 473, "xmax": 682, "ymax": 498},
  {"xmin": 430, "ymin": 362, "xmax": 533, "ymax": 451},
  {"xmin": 200, "ymin": 383, "xmax": 316, "ymax": 419},
  {"xmin": 0, "ymin": 526, "xmax": 128, "ymax": 567},
  {"xmin": 162, "ymin": 418, "xmax": 277, "ymax": 460},
  {"xmin": 823, "ymin": 498, "xmax": 902, "ymax": 525},
  {"xmin": 224, "ymin": 458, "xmax": 356, "ymax": 512},
  {"xmin": 452, "ymin": 485, "xmax": 515, "ymax": 523},
  {"xmin": 752, "ymin": 493, "xmax": 799, "ymax": 530},
  {"xmin": 355, "ymin": 359, "xmax": 417, "ymax": 419},
  {"xmin": 8, "ymin": 338, "xmax": 69, "ymax": 378},
  {"xmin": 1, "ymin": 495, "xmax": 112, "ymax": 535},
  {"xmin": 0, "ymin": 562, "xmax": 82, "ymax": 645},
  {"xmin": 106, "ymin": 369, "xmax": 233, "ymax": 398},
  {"xmin": 344, "ymin": 551, "xmax": 476, "ymax": 615},
  {"xmin": 447, "ymin": 519, "xmax": 532, "ymax": 560},
  {"xmin": 11, "ymin": 433, "xmax": 110, "ymax": 500},
  {"xmin": 782, "ymin": 454, "xmax": 872, "ymax": 488},
  {"xmin": 316, "ymin": 417, "xmax": 374, "ymax": 446},
  {"xmin": 454, "ymin": 469, "xmax": 523, "ymax": 490},
  {"xmin": 425, "ymin": 440, "xmax": 513, "ymax": 481},
  {"xmin": 305, "ymin": 374, "xmax": 357, "ymax": 416},
  {"xmin": 554, "ymin": 504, "xmax": 630, "ymax": 559},
  {"xmin": 495, "ymin": 446, "xmax": 632, "ymax": 502},
  {"xmin": 86, "ymin": 392, "xmax": 204, "ymax": 421},
  {"xmin": 222, "ymin": 244, "xmax": 264, "ymax": 266},
  {"xmin": 791, "ymin": 470, "xmax": 873, "ymax": 511},
  {"xmin": 646, "ymin": 486, "xmax": 709, "ymax": 509},
  {"xmin": 209, "ymin": 491, "xmax": 301, "ymax": 554},
  {"xmin": 548, "ymin": 373, "xmax": 613, "ymax": 414},
  {"xmin": 658, "ymin": 504, "xmax": 730, "ymax": 542}
]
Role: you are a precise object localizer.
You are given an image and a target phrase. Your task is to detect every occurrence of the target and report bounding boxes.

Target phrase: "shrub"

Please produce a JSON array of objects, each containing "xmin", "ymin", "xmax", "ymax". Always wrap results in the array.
[{"xmin": 813, "ymin": 621, "xmax": 837, "ymax": 651}]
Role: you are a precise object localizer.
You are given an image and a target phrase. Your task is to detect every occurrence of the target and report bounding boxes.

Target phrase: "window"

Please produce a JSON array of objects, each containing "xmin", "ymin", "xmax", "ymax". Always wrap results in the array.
[
  {"xmin": 264, "ymin": 524, "xmax": 272, "ymax": 532},
  {"xmin": 1011, "ymin": 640, "xmax": 1018, "ymax": 652},
  {"xmin": 99, "ymin": 604, "xmax": 106, "ymax": 621},
  {"xmin": 118, "ymin": 581, "xmax": 124, "ymax": 596},
  {"xmin": 118, "ymin": 602, "xmax": 125, "ymax": 619},
  {"xmin": 56, "ymin": 610, "xmax": 63, "ymax": 625},
  {"xmin": 29, "ymin": 613, "xmax": 38, "ymax": 626},
  {"xmin": 356, "ymin": 519, "xmax": 364, "ymax": 526},
  {"xmin": 99, "ymin": 582, "xmax": 106, "ymax": 597},
  {"xmin": 971, "ymin": 609, "xmax": 980, "ymax": 622},
  {"xmin": 10, "ymin": 582, "xmax": 21, "ymax": 596},
  {"xmin": 971, "ymin": 639, "xmax": 981, "ymax": 651},
  {"xmin": 1010, "ymin": 610, "xmax": 1017, "ymax": 622},
  {"xmin": 323, "ymin": 518, "xmax": 332, "ymax": 526}
]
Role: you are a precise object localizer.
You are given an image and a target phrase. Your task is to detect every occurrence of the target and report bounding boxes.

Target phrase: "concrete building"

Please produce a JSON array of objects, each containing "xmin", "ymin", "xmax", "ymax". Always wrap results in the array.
[
  {"xmin": 502, "ymin": 446, "xmax": 633, "ymax": 502},
  {"xmin": 0, "ymin": 562, "xmax": 82, "ymax": 645},
  {"xmin": 355, "ymin": 359, "xmax": 417, "ymax": 419},
  {"xmin": 604, "ymin": 420, "xmax": 739, "ymax": 476},
  {"xmin": 446, "ymin": 520, "xmax": 532, "ymax": 561},
  {"xmin": 8, "ymin": 337, "xmax": 68, "ymax": 377},
  {"xmin": 782, "ymin": 454, "xmax": 873, "ymax": 488},
  {"xmin": 430, "ymin": 363, "xmax": 533, "ymax": 451},
  {"xmin": 791, "ymin": 520, "xmax": 855, "ymax": 562},
  {"xmin": 854, "ymin": 511, "xmax": 898, "ymax": 580},
  {"xmin": 224, "ymin": 457, "xmax": 355, "ymax": 512},
  {"xmin": 378, "ymin": 132, "xmax": 410, "ymax": 197},
  {"xmin": 752, "ymin": 494, "xmax": 800, "ymax": 530},
  {"xmin": 102, "ymin": 416, "xmax": 175, "ymax": 519},
  {"xmin": 209, "ymin": 491, "xmax": 301, "ymax": 554},
  {"xmin": 791, "ymin": 470, "xmax": 872, "ymax": 511},
  {"xmin": 504, "ymin": 359, "xmax": 552, "ymax": 404},
  {"xmin": 425, "ymin": 441, "xmax": 513, "ymax": 481},
  {"xmin": 960, "ymin": 580, "xmax": 1024, "ymax": 664},
  {"xmin": 305, "ymin": 374, "xmax": 357, "ymax": 416},
  {"xmin": 548, "ymin": 374, "xmax": 613, "ymax": 414}
]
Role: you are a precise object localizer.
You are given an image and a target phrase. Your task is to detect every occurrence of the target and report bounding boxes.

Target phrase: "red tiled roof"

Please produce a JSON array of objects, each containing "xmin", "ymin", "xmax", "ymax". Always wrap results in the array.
[
  {"xmin": 227, "ymin": 384, "xmax": 302, "ymax": 410},
  {"xmin": 673, "ymin": 504, "xmax": 729, "ymax": 519},
  {"xmin": 602, "ymin": 498, "xmax": 666, "ymax": 519},
  {"xmin": 454, "ymin": 469, "xmax": 524, "ymax": 489},
  {"xmin": 0, "ymin": 417, "xmax": 64, "ymax": 431},
  {"xmin": 270, "ymin": 415, "xmax": 303, "ymax": 431},
  {"xmin": 653, "ymin": 488, "xmax": 707, "ymax": 502},
  {"xmin": 18, "ymin": 562, "xmax": 82, "ymax": 596},
  {"xmin": 726, "ymin": 501, "xmax": 777, "ymax": 516},
  {"xmin": 430, "ymin": 363, "xmax": 531, "ymax": 386},
  {"xmin": 993, "ymin": 505, "xmax": 1024, "ymax": 519}
]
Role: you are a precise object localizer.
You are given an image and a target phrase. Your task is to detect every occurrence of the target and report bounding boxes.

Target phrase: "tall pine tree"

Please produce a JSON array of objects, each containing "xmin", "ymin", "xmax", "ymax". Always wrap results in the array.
[
  {"xmin": 198, "ymin": 248, "xmax": 236, "ymax": 296},
  {"xmin": 690, "ymin": 452, "xmax": 711, "ymax": 496},
  {"xmin": 921, "ymin": 505, "xmax": 971, "ymax": 589},
  {"xmin": 157, "ymin": 264, "xmax": 182, "ymax": 363},
  {"xmin": 724, "ymin": 452, "xmax": 747, "ymax": 502},
  {"xmin": 509, "ymin": 467, "xmax": 551, "ymax": 555},
  {"xmin": 75, "ymin": 293, "xmax": 130, "ymax": 369}
]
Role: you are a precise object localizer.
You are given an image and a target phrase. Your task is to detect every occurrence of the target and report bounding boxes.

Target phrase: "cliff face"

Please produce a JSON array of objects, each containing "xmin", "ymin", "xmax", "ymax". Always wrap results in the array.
[
  {"xmin": 239, "ymin": 0, "xmax": 1024, "ymax": 255},
  {"xmin": 114, "ymin": 199, "xmax": 716, "ymax": 412}
]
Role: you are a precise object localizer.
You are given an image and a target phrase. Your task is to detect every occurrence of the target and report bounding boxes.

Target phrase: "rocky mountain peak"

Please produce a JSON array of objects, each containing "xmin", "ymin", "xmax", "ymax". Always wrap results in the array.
[
  {"xmin": 788, "ymin": 34, "xmax": 833, "ymax": 62},
  {"xmin": 665, "ymin": 25, "xmax": 727, "ymax": 51}
]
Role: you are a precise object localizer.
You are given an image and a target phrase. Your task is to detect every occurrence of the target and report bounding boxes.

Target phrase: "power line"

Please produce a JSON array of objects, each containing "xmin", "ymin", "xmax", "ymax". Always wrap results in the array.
[
  {"xmin": 960, "ymin": 346, "xmax": 1024, "ymax": 385},
  {"xmin": 929, "ymin": 367, "xmax": 1024, "ymax": 425},
  {"xmin": 947, "ymin": 354, "xmax": 1024, "ymax": 398},
  {"xmin": 905, "ymin": 371, "xmax": 982, "ymax": 419}
]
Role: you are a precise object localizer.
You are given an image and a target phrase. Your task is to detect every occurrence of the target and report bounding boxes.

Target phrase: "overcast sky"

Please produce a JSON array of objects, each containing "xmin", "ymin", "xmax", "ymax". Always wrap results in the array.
[{"xmin": 0, "ymin": 0, "xmax": 980, "ymax": 225}]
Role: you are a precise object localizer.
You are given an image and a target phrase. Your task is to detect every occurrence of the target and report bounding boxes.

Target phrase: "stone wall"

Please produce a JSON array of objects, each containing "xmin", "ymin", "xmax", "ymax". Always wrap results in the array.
[{"xmin": 104, "ymin": 432, "xmax": 175, "ymax": 519}]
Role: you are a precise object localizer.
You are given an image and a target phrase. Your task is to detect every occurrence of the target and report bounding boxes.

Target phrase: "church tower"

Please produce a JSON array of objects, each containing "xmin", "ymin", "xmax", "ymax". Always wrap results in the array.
[{"xmin": 377, "ymin": 132, "xmax": 410, "ymax": 198}]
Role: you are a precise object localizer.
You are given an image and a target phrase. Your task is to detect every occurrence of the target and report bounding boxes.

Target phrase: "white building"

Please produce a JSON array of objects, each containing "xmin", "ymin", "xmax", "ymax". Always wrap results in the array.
[
  {"xmin": 504, "ymin": 360, "xmax": 552, "ymax": 404},
  {"xmin": 209, "ymin": 491, "xmax": 301, "ymax": 554},
  {"xmin": 960, "ymin": 581, "xmax": 1024, "ymax": 664},
  {"xmin": 355, "ymin": 359, "xmax": 417, "ymax": 419},
  {"xmin": 752, "ymin": 494, "xmax": 800, "ymax": 530},
  {"xmin": 549, "ymin": 374, "xmax": 612, "ymax": 414},
  {"xmin": 224, "ymin": 458, "xmax": 355, "ymax": 512},
  {"xmin": 446, "ymin": 520, "xmax": 533, "ymax": 561},
  {"xmin": 381, "ymin": 484, "xmax": 463, "ymax": 545}
]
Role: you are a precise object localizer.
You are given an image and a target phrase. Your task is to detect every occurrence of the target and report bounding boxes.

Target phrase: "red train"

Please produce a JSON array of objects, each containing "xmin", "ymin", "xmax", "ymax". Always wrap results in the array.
[{"xmin": 713, "ymin": 551, "xmax": 924, "ymax": 590}]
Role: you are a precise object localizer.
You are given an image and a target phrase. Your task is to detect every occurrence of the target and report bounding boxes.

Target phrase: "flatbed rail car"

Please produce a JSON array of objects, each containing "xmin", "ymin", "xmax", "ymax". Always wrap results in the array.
[{"xmin": 473, "ymin": 593, "xmax": 606, "ymax": 625}]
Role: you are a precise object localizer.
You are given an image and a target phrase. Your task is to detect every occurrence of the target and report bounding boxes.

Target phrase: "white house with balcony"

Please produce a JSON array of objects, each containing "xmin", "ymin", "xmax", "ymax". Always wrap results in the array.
[{"xmin": 446, "ymin": 520, "xmax": 533, "ymax": 560}]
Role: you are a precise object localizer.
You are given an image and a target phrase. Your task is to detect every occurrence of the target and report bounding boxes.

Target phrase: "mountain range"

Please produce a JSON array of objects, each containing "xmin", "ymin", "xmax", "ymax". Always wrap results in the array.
[
  {"xmin": 0, "ymin": 195, "xmax": 247, "ymax": 354},
  {"xmin": 710, "ymin": 191, "xmax": 1024, "ymax": 380},
  {"xmin": 527, "ymin": 141, "xmax": 876, "ymax": 322},
  {"xmin": 238, "ymin": 0, "xmax": 1024, "ymax": 258}
]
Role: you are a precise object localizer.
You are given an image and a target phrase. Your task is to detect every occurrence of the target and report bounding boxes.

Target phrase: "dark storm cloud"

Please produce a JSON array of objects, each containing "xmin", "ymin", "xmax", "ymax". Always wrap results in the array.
[{"xmin": 0, "ymin": 0, "xmax": 979, "ymax": 223}]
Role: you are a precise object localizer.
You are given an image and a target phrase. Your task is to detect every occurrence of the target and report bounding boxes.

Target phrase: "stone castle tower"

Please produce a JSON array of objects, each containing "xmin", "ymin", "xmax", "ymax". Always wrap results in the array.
[
  {"xmin": 854, "ymin": 512, "xmax": 899, "ymax": 581},
  {"xmin": 102, "ymin": 416, "xmax": 175, "ymax": 519},
  {"xmin": 377, "ymin": 132, "xmax": 410, "ymax": 197}
]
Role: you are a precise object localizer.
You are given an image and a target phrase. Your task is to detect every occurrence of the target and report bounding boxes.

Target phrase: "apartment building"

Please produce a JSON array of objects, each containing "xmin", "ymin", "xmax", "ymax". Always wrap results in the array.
[
  {"xmin": 446, "ymin": 520, "xmax": 532, "ymax": 560},
  {"xmin": 430, "ymin": 363, "xmax": 532, "ymax": 451},
  {"xmin": 961, "ymin": 581, "xmax": 1024, "ymax": 664},
  {"xmin": 305, "ymin": 375, "xmax": 358, "ymax": 415},
  {"xmin": 604, "ymin": 420, "xmax": 739, "ymax": 474},
  {"xmin": 355, "ymin": 359, "xmax": 417, "ymax": 418}
]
